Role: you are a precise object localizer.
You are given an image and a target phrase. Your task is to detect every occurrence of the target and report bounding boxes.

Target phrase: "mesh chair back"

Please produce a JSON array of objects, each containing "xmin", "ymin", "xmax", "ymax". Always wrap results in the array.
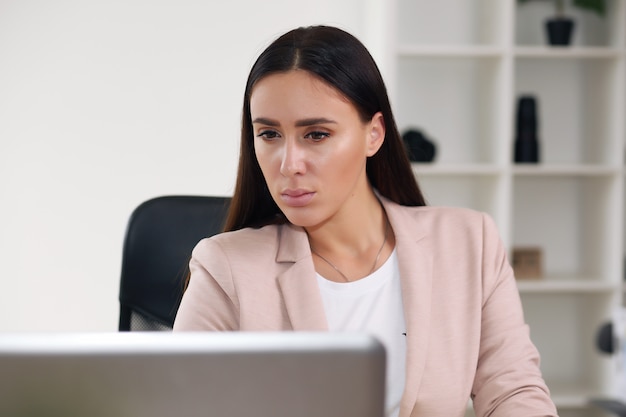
[{"xmin": 118, "ymin": 196, "xmax": 230, "ymax": 331}]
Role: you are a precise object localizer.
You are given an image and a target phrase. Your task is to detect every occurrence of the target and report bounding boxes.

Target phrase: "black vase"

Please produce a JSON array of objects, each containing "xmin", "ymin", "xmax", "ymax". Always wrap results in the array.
[
  {"xmin": 514, "ymin": 96, "xmax": 540, "ymax": 164},
  {"xmin": 545, "ymin": 17, "xmax": 575, "ymax": 46}
]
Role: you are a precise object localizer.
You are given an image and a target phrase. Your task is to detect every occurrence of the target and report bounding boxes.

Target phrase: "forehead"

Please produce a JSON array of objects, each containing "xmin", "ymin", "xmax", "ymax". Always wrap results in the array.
[{"xmin": 250, "ymin": 70, "xmax": 355, "ymax": 117}]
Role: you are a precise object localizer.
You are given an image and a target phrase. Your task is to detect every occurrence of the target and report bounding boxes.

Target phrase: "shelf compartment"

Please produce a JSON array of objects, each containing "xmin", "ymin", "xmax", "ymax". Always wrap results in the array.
[
  {"xmin": 396, "ymin": 0, "xmax": 507, "ymax": 47},
  {"xmin": 521, "ymin": 293, "xmax": 617, "ymax": 401},
  {"xmin": 512, "ymin": 176, "xmax": 622, "ymax": 283},
  {"xmin": 515, "ymin": 0, "xmax": 625, "ymax": 48},
  {"xmin": 397, "ymin": 56, "xmax": 506, "ymax": 165},
  {"xmin": 515, "ymin": 57, "xmax": 623, "ymax": 165},
  {"xmin": 415, "ymin": 173, "xmax": 505, "ymax": 219}
]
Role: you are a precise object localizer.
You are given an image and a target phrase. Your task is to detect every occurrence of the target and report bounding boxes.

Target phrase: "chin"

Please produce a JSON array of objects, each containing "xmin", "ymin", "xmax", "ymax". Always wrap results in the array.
[{"xmin": 280, "ymin": 208, "xmax": 322, "ymax": 229}]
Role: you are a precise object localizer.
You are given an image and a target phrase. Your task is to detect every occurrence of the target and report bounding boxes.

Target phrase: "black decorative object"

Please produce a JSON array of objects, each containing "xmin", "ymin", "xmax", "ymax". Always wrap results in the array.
[
  {"xmin": 545, "ymin": 17, "xmax": 575, "ymax": 46},
  {"xmin": 518, "ymin": 0, "xmax": 606, "ymax": 47},
  {"xmin": 402, "ymin": 129, "xmax": 436, "ymax": 163},
  {"xmin": 596, "ymin": 321, "xmax": 614, "ymax": 354},
  {"xmin": 514, "ymin": 96, "xmax": 540, "ymax": 164}
]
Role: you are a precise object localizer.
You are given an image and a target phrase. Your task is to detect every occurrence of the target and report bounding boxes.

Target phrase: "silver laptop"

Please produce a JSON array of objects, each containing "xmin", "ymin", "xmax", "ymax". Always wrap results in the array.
[{"xmin": 0, "ymin": 332, "xmax": 385, "ymax": 417}]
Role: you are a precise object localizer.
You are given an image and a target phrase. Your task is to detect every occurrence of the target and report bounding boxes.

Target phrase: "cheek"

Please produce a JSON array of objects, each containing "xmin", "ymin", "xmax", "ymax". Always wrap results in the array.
[
  {"xmin": 330, "ymin": 137, "xmax": 367, "ymax": 175},
  {"xmin": 253, "ymin": 141, "xmax": 276, "ymax": 175}
]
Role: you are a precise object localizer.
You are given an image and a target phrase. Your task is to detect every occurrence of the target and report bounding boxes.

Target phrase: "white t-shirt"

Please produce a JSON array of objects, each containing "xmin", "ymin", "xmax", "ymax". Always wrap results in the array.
[{"xmin": 316, "ymin": 249, "xmax": 406, "ymax": 417}]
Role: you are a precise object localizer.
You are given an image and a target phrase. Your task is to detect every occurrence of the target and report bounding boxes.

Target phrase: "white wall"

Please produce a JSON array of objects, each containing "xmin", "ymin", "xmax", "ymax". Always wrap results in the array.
[{"xmin": 0, "ymin": 0, "xmax": 383, "ymax": 332}]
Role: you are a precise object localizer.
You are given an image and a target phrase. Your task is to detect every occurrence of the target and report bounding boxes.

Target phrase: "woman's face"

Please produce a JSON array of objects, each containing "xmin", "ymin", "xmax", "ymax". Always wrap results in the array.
[{"xmin": 250, "ymin": 70, "xmax": 384, "ymax": 229}]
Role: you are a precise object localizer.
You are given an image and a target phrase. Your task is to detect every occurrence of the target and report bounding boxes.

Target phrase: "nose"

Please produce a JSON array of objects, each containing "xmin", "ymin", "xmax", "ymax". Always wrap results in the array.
[{"xmin": 280, "ymin": 138, "xmax": 306, "ymax": 177}]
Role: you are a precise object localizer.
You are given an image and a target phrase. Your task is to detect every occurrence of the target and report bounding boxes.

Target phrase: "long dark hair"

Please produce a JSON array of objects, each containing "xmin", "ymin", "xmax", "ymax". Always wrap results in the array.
[{"xmin": 224, "ymin": 25, "xmax": 426, "ymax": 232}]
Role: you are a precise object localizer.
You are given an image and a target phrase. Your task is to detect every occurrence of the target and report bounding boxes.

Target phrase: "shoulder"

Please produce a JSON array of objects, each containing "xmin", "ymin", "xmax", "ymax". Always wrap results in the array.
[
  {"xmin": 384, "ymin": 199, "xmax": 495, "ymax": 236},
  {"xmin": 188, "ymin": 225, "xmax": 288, "ymax": 289},
  {"xmin": 192, "ymin": 224, "xmax": 281, "ymax": 261},
  {"xmin": 417, "ymin": 205, "xmax": 496, "ymax": 233},
  {"xmin": 405, "ymin": 205, "xmax": 485, "ymax": 224}
]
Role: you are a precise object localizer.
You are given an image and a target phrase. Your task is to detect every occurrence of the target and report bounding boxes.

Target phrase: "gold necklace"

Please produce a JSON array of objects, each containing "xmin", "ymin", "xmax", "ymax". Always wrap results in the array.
[{"xmin": 311, "ymin": 220, "xmax": 389, "ymax": 282}]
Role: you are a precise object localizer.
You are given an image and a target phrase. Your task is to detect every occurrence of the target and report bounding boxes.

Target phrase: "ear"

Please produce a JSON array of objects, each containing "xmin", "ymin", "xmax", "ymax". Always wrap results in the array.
[{"xmin": 366, "ymin": 112, "xmax": 385, "ymax": 157}]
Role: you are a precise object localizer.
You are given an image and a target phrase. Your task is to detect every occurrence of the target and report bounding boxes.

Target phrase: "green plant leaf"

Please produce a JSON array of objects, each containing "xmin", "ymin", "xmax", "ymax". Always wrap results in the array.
[
  {"xmin": 518, "ymin": 0, "xmax": 606, "ymax": 16},
  {"xmin": 573, "ymin": 0, "xmax": 605, "ymax": 16},
  {"xmin": 516, "ymin": 0, "xmax": 563, "ymax": 15}
]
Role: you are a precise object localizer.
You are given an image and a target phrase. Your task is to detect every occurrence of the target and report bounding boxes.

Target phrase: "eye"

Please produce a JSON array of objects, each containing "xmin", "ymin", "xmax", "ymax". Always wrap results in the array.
[
  {"xmin": 304, "ymin": 131, "xmax": 330, "ymax": 141},
  {"xmin": 257, "ymin": 130, "xmax": 280, "ymax": 140}
]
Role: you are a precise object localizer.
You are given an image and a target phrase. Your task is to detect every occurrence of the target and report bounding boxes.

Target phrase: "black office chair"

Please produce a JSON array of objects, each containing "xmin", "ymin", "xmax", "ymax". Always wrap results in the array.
[{"xmin": 118, "ymin": 195, "xmax": 231, "ymax": 331}]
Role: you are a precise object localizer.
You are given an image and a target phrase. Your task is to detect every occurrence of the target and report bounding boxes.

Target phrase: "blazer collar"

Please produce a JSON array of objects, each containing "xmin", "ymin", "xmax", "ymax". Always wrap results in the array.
[
  {"xmin": 380, "ymin": 196, "xmax": 433, "ymax": 414},
  {"xmin": 276, "ymin": 223, "xmax": 309, "ymax": 263},
  {"xmin": 275, "ymin": 223, "xmax": 328, "ymax": 331}
]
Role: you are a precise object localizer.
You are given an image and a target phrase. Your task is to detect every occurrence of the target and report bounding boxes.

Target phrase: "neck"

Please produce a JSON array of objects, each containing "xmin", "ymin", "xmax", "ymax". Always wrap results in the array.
[
  {"xmin": 306, "ymin": 189, "xmax": 384, "ymax": 254},
  {"xmin": 306, "ymin": 190, "xmax": 394, "ymax": 282}
]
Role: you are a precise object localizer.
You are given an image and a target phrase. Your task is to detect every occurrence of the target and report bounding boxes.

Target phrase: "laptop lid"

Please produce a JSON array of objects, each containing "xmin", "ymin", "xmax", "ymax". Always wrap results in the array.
[{"xmin": 0, "ymin": 332, "xmax": 385, "ymax": 417}]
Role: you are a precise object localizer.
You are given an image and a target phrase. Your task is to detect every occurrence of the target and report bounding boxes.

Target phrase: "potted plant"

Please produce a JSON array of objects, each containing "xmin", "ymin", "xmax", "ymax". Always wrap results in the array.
[{"xmin": 518, "ymin": 0, "xmax": 606, "ymax": 46}]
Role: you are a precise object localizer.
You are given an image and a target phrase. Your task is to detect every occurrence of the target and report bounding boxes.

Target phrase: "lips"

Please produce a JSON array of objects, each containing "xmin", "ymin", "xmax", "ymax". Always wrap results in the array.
[{"xmin": 280, "ymin": 189, "xmax": 315, "ymax": 207}]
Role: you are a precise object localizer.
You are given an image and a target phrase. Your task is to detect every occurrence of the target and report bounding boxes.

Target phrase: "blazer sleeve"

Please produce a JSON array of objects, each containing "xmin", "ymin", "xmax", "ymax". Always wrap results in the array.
[
  {"xmin": 471, "ymin": 214, "xmax": 558, "ymax": 417},
  {"xmin": 173, "ymin": 238, "xmax": 240, "ymax": 331}
]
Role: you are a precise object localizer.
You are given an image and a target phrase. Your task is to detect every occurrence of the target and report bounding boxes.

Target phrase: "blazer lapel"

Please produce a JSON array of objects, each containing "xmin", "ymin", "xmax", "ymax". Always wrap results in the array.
[
  {"xmin": 273, "ymin": 196, "xmax": 434, "ymax": 414},
  {"xmin": 382, "ymin": 198, "xmax": 433, "ymax": 415},
  {"xmin": 276, "ymin": 224, "xmax": 328, "ymax": 331}
]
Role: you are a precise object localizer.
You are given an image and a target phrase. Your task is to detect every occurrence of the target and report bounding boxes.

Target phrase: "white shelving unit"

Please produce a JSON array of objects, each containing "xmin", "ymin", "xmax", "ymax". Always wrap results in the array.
[{"xmin": 385, "ymin": 1, "xmax": 626, "ymax": 415}]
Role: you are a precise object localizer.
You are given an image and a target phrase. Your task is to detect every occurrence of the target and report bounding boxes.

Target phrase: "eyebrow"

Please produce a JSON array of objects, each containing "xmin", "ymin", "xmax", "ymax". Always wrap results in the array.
[{"xmin": 251, "ymin": 117, "xmax": 337, "ymax": 127}]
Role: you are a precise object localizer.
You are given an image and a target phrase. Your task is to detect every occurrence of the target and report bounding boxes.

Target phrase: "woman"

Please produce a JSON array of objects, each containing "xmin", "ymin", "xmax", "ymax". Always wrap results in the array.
[{"xmin": 174, "ymin": 25, "xmax": 558, "ymax": 417}]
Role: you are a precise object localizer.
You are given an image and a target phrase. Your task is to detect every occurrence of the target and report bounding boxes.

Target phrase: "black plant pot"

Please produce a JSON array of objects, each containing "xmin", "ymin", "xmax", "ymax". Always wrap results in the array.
[{"xmin": 545, "ymin": 17, "xmax": 575, "ymax": 46}]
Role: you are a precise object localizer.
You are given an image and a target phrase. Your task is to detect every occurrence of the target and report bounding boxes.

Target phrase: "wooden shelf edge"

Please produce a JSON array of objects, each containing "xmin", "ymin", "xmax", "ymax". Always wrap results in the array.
[
  {"xmin": 516, "ymin": 280, "xmax": 620, "ymax": 293},
  {"xmin": 512, "ymin": 164, "xmax": 622, "ymax": 176},
  {"xmin": 515, "ymin": 46, "xmax": 623, "ymax": 59},
  {"xmin": 411, "ymin": 164, "xmax": 622, "ymax": 176},
  {"xmin": 411, "ymin": 163, "xmax": 504, "ymax": 176},
  {"xmin": 396, "ymin": 45, "xmax": 623, "ymax": 59},
  {"xmin": 397, "ymin": 44, "xmax": 503, "ymax": 58}
]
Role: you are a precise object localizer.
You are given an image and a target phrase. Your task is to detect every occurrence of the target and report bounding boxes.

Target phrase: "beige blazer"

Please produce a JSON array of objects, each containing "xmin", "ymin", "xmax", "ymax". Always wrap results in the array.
[{"xmin": 174, "ymin": 196, "xmax": 558, "ymax": 417}]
